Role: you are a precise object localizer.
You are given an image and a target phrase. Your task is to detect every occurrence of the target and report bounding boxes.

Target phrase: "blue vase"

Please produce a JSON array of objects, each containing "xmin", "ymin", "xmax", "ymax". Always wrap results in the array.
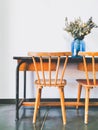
[{"xmin": 71, "ymin": 39, "xmax": 85, "ymax": 57}]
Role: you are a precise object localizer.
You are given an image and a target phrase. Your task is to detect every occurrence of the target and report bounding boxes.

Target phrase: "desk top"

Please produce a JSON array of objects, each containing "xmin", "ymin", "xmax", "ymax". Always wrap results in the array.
[
  {"xmin": 13, "ymin": 56, "xmax": 98, "ymax": 63},
  {"xmin": 13, "ymin": 56, "xmax": 98, "ymax": 72}
]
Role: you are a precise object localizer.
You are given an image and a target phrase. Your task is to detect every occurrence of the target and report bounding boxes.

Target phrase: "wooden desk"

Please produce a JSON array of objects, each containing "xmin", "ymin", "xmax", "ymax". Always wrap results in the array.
[{"xmin": 13, "ymin": 56, "xmax": 98, "ymax": 120}]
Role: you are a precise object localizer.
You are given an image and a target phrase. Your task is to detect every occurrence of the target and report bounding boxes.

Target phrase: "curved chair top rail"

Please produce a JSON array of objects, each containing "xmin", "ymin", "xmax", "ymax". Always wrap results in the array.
[
  {"xmin": 28, "ymin": 52, "xmax": 72, "ymax": 57},
  {"xmin": 78, "ymin": 52, "xmax": 98, "ymax": 56}
]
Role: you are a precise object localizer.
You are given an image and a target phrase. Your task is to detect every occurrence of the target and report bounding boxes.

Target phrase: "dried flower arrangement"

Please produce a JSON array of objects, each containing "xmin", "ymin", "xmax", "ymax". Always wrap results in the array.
[{"xmin": 64, "ymin": 17, "xmax": 98, "ymax": 40}]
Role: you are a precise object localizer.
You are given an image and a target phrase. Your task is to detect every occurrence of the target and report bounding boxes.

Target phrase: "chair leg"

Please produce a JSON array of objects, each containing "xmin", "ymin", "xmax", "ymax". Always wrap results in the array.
[
  {"xmin": 38, "ymin": 88, "xmax": 42, "ymax": 109},
  {"xmin": 33, "ymin": 87, "xmax": 42, "ymax": 124},
  {"xmin": 58, "ymin": 87, "xmax": 66, "ymax": 125},
  {"xmin": 84, "ymin": 88, "xmax": 90, "ymax": 124},
  {"xmin": 76, "ymin": 84, "xmax": 82, "ymax": 109}
]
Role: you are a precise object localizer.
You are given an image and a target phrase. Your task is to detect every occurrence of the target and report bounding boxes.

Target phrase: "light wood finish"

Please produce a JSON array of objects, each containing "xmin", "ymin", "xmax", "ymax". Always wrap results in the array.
[
  {"xmin": 76, "ymin": 52, "xmax": 98, "ymax": 124},
  {"xmin": 28, "ymin": 52, "xmax": 71, "ymax": 125},
  {"xmin": 18, "ymin": 61, "xmax": 56, "ymax": 71},
  {"xmin": 78, "ymin": 63, "xmax": 98, "ymax": 71},
  {"xmin": 22, "ymin": 101, "xmax": 98, "ymax": 107}
]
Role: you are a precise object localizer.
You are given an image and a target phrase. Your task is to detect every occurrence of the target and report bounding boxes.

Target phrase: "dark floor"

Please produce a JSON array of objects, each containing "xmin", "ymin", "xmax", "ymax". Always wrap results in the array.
[{"xmin": 0, "ymin": 105, "xmax": 98, "ymax": 130}]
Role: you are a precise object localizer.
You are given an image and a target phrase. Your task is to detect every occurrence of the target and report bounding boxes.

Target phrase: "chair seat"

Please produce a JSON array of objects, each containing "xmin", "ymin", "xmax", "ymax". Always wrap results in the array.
[
  {"xmin": 76, "ymin": 79, "xmax": 98, "ymax": 87},
  {"xmin": 35, "ymin": 79, "xmax": 66, "ymax": 87}
]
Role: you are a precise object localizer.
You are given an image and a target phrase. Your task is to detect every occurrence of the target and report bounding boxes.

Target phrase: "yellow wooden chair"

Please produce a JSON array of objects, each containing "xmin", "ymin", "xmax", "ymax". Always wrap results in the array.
[
  {"xmin": 28, "ymin": 52, "xmax": 71, "ymax": 125},
  {"xmin": 76, "ymin": 52, "xmax": 98, "ymax": 124}
]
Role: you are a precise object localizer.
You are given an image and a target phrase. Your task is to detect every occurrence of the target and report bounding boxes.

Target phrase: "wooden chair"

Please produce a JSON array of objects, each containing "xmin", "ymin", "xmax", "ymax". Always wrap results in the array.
[
  {"xmin": 28, "ymin": 52, "xmax": 71, "ymax": 125},
  {"xmin": 76, "ymin": 52, "xmax": 98, "ymax": 124}
]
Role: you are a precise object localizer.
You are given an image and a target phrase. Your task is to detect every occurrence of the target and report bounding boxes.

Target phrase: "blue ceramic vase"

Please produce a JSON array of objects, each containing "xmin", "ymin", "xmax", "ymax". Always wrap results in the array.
[{"xmin": 71, "ymin": 39, "xmax": 85, "ymax": 57}]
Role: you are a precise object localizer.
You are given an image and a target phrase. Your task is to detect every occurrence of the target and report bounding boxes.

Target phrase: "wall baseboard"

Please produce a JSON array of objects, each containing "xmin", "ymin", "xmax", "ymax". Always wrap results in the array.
[
  {"xmin": 0, "ymin": 99, "xmax": 16, "ymax": 104},
  {"xmin": 0, "ymin": 98, "xmax": 98, "ymax": 104}
]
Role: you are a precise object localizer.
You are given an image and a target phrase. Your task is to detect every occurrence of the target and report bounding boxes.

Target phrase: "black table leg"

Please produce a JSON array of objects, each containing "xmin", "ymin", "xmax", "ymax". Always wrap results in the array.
[
  {"xmin": 16, "ymin": 61, "xmax": 26, "ymax": 121},
  {"xmin": 16, "ymin": 64, "xmax": 19, "ymax": 120},
  {"xmin": 24, "ymin": 70, "xmax": 26, "ymax": 99}
]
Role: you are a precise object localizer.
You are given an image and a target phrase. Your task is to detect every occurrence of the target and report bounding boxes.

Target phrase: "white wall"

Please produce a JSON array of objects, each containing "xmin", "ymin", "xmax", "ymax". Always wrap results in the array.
[{"xmin": 0, "ymin": 0, "xmax": 98, "ymax": 99}]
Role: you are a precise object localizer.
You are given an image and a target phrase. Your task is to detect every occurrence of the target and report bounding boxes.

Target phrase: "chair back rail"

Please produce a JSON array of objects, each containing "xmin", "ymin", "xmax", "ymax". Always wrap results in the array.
[
  {"xmin": 28, "ymin": 52, "xmax": 71, "ymax": 86},
  {"xmin": 78, "ymin": 52, "xmax": 98, "ymax": 85}
]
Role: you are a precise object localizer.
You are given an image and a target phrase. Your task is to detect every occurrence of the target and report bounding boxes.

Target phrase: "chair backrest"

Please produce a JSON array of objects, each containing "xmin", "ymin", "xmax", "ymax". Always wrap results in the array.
[
  {"xmin": 78, "ymin": 52, "xmax": 98, "ymax": 85},
  {"xmin": 28, "ymin": 52, "xmax": 71, "ymax": 86}
]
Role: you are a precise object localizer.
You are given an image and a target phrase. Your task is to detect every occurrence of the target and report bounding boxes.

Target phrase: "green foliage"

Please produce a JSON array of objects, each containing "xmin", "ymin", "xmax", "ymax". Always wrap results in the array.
[{"xmin": 64, "ymin": 17, "xmax": 98, "ymax": 40}]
